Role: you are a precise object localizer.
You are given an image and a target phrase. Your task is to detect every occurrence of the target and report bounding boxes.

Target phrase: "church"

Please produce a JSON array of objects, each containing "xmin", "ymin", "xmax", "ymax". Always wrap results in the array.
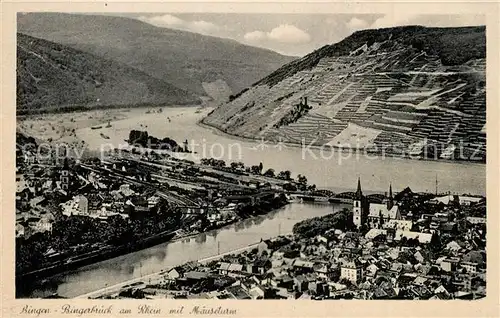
[{"xmin": 352, "ymin": 178, "xmax": 401, "ymax": 229}]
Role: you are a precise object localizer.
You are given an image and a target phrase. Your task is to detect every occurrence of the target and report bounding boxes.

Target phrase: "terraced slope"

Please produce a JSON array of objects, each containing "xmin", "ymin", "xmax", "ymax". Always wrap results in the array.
[{"xmin": 203, "ymin": 26, "xmax": 486, "ymax": 161}]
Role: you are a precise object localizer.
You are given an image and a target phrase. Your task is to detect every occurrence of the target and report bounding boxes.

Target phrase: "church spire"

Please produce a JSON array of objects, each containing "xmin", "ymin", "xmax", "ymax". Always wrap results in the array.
[
  {"xmin": 355, "ymin": 177, "xmax": 363, "ymax": 200},
  {"xmin": 387, "ymin": 183, "xmax": 394, "ymax": 210}
]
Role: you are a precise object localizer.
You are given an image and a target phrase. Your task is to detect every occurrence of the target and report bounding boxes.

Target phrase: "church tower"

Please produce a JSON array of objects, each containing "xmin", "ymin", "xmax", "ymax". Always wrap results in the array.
[
  {"xmin": 386, "ymin": 183, "xmax": 394, "ymax": 210},
  {"xmin": 353, "ymin": 177, "xmax": 365, "ymax": 228}
]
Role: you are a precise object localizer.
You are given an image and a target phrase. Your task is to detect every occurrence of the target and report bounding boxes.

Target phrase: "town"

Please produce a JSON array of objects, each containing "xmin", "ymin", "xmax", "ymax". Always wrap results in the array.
[
  {"xmin": 91, "ymin": 178, "xmax": 485, "ymax": 300},
  {"xmin": 15, "ymin": 128, "xmax": 486, "ymax": 300},
  {"xmin": 15, "ymin": 130, "xmax": 320, "ymax": 290}
]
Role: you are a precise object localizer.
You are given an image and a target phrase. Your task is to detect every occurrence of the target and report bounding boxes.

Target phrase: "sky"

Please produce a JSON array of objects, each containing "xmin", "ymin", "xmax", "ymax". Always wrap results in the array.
[{"xmin": 122, "ymin": 13, "xmax": 485, "ymax": 57}]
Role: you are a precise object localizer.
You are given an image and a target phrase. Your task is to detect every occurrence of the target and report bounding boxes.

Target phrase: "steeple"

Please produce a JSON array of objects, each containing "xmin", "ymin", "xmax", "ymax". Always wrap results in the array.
[
  {"xmin": 387, "ymin": 183, "xmax": 394, "ymax": 210},
  {"xmin": 355, "ymin": 177, "xmax": 363, "ymax": 200}
]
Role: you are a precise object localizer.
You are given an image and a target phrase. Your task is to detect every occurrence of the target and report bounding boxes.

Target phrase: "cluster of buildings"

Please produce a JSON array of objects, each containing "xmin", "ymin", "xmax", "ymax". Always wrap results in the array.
[
  {"xmin": 107, "ymin": 179, "xmax": 486, "ymax": 300},
  {"xmin": 15, "ymin": 142, "xmax": 287, "ymax": 244}
]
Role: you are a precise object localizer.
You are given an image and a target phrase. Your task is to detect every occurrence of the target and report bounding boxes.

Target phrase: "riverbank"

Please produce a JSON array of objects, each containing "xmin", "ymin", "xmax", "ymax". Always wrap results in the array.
[
  {"xmin": 17, "ymin": 193, "xmax": 288, "ymax": 298},
  {"xmin": 198, "ymin": 119, "xmax": 486, "ymax": 165},
  {"xmin": 76, "ymin": 241, "xmax": 266, "ymax": 299}
]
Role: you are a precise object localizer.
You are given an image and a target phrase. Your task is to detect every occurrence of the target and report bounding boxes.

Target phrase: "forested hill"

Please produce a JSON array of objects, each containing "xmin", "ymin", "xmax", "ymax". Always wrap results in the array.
[
  {"xmin": 17, "ymin": 33, "xmax": 200, "ymax": 114},
  {"xmin": 17, "ymin": 13, "xmax": 296, "ymax": 100}
]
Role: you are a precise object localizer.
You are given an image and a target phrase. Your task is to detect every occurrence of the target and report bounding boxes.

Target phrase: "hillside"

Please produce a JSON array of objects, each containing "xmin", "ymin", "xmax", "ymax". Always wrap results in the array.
[
  {"xmin": 17, "ymin": 13, "xmax": 296, "ymax": 100},
  {"xmin": 17, "ymin": 33, "xmax": 200, "ymax": 114},
  {"xmin": 203, "ymin": 26, "xmax": 486, "ymax": 161}
]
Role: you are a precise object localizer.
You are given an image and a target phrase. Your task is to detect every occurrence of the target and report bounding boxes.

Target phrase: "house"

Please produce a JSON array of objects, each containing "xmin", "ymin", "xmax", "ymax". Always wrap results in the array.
[
  {"xmin": 340, "ymin": 259, "xmax": 363, "ymax": 284},
  {"xmin": 147, "ymin": 196, "xmax": 161, "ymax": 209},
  {"xmin": 119, "ymin": 184, "xmax": 136, "ymax": 197},
  {"xmin": 372, "ymin": 286, "xmax": 398, "ymax": 299},
  {"xmin": 29, "ymin": 215, "xmax": 53, "ymax": 234},
  {"xmin": 218, "ymin": 262, "xmax": 231, "ymax": 275},
  {"xmin": 294, "ymin": 275, "xmax": 311, "ymax": 293},
  {"xmin": 365, "ymin": 264, "xmax": 379, "ymax": 278},
  {"xmin": 445, "ymin": 241, "xmax": 462, "ymax": 252},
  {"xmin": 440, "ymin": 258, "xmax": 460, "ymax": 272},
  {"xmin": 271, "ymin": 259, "xmax": 285, "ymax": 268},
  {"xmin": 226, "ymin": 285, "xmax": 251, "ymax": 299},
  {"xmin": 276, "ymin": 275, "xmax": 294, "ymax": 289},
  {"xmin": 15, "ymin": 223, "xmax": 25, "ymax": 238},
  {"xmin": 440, "ymin": 222, "xmax": 458, "ymax": 234},
  {"xmin": 412, "ymin": 276, "xmax": 428, "ymax": 287},
  {"xmin": 433, "ymin": 285, "xmax": 450, "ymax": 298},
  {"xmin": 393, "ymin": 230, "xmax": 432, "ymax": 244},
  {"xmin": 466, "ymin": 217, "xmax": 486, "ymax": 224},
  {"xmin": 414, "ymin": 250, "xmax": 427, "ymax": 263},
  {"xmin": 165, "ymin": 267, "xmax": 182, "ymax": 281},
  {"xmin": 248, "ymin": 285, "xmax": 266, "ymax": 299},
  {"xmin": 217, "ymin": 263, "xmax": 245, "ymax": 278},
  {"xmin": 383, "ymin": 219, "xmax": 413, "ymax": 231},
  {"xmin": 183, "ymin": 271, "xmax": 210, "ymax": 282},
  {"xmin": 29, "ymin": 196, "xmax": 46, "ymax": 208},
  {"xmin": 253, "ymin": 258, "xmax": 272, "ymax": 274},
  {"xmin": 257, "ymin": 239, "xmax": 270, "ymax": 257},
  {"xmin": 293, "ymin": 259, "xmax": 314, "ymax": 273},
  {"xmin": 389, "ymin": 262, "xmax": 404, "ymax": 275},
  {"xmin": 460, "ymin": 261, "xmax": 478, "ymax": 274},
  {"xmin": 367, "ymin": 205, "xmax": 401, "ymax": 229},
  {"xmin": 313, "ymin": 263, "xmax": 332, "ymax": 279},
  {"xmin": 75, "ymin": 195, "xmax": 89, "ymax": 215},
  {"xmin": 24, "ymin": 151, "xmax": 37, "ymax": 165},
  {"xmin": 365, "ymin": 228, "xmax": 386, "ymax": 240}
]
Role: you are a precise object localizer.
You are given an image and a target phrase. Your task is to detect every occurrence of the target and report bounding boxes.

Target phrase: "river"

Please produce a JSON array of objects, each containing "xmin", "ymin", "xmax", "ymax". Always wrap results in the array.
[
  {"xmin": 23, "ymin": 203, "xmax": 347, "ymax": 298},
  {"xmin": 77, "ymin": 107, "xmax": 485, "ymax": 195},
  {"xmin": 21, "ymin": 106, "xmax": 485, "ymax": 298}
]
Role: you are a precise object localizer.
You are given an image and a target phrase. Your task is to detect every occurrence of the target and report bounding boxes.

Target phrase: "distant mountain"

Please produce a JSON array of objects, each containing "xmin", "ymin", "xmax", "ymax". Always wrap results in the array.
[
  {"xmin": 17, "ymin": 33, "xmax": 200, "ymax": 114},
  {"xmin": 203, "ymin": 26, "xmax": 486, "ymax": 161},
  {"xmin": 17, "ymin": 13, "xmax": 296, "ymax": 100}
]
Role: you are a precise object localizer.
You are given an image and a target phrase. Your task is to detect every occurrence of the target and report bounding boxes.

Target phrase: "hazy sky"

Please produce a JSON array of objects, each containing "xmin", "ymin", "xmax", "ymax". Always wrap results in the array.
[{"xmin": 119, "ymin": 13, "xmax": 485, "ymax": 56}]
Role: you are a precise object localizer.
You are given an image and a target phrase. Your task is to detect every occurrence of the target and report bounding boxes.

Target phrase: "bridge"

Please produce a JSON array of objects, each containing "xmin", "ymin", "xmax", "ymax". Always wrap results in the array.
[{"xmin": 288, "ymin": 193, "xmax": 353, "ymax": 204}]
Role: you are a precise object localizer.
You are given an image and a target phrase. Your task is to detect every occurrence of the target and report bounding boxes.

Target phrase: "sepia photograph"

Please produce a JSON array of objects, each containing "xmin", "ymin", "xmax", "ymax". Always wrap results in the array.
[{"xmin": 12, "ymin": 8, "xmax": 490, "ymax": 306}]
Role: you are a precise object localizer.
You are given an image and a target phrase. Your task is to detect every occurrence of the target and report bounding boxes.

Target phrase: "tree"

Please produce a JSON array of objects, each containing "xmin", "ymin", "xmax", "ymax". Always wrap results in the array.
[
  {"xmin": 430, "ymin": 232, "xmax": 441, "ymax": 252},
  {"xmin": 307, "ymin": 184, "xmax": 316, "ymax": 192},
  {"xmin": 297, "ymin": 174, "xmax": 308, "ymax": 191},
  {"xmin": 278, "ymin": 170, "xmax": 292, "ymax": 180},
  {"xmin": 263, "ymin": 169, "xmax": 275, "ymax": 177},
  {"xmin": 379, "ymin": 212, "xmax": 384, "ymax": 229}
]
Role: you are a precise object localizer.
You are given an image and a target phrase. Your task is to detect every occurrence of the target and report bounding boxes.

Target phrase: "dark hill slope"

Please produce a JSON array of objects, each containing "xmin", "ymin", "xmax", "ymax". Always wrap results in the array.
[
  {"xmin": 256, "ymin": 26, "xmax": 485, "ymax": 88},
  {"xmin": 17, "ymin": 13, "xmax": 296, "ymax": 97},
  {"xmin": 17, "ymin": 33, "xmax": 199, "ymax": 114}
]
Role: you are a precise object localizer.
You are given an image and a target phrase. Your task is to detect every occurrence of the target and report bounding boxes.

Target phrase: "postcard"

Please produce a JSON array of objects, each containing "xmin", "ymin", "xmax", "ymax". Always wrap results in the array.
[{"xmin": 1, "ymin": 1, "xmax": 499, "ymax": 317}]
